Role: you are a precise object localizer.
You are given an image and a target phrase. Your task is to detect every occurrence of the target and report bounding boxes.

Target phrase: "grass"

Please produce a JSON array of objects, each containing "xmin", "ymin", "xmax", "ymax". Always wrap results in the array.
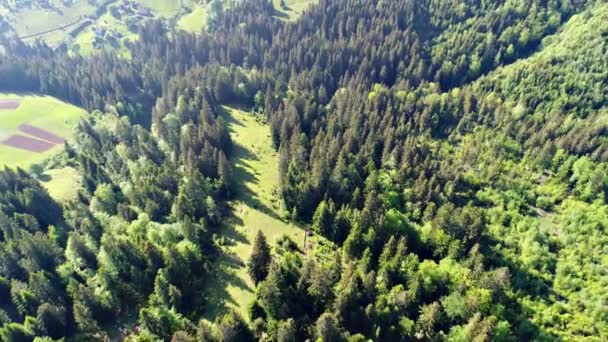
[
  {"xmin": 0, "ymin": 94, "xmax": 87, "ymax": 168},
  {"xmin": 203, "ymin": 107, "xmax": 310, "ymax": 320},
  {"xmin": 71, "ymin": 7, "xmax": 139, "ymax": 58},
  {"xmin": 177, "ymin": 4, "xmax": 207, "ymax": 33},
  {"xmin": 3, "ymin": 0, "xmax": 96, "ymax": 46},
  {"xmin": 69, "ymin": 0, "xmax": 202, "ymax": 57},
  {"xmin": 272, "ymin": 0, "xmax": 316, "ymax": 21},
  {"xmin": 42, "ymin": 166, "xmax": 82, "ymax": 203},
  {"xmin": 139, "ymin": 0, "xmax": 192, "ymax": 17},
  {"xmin": 4, "ymin": 0, "xmax": 220, "ymax": 54}
]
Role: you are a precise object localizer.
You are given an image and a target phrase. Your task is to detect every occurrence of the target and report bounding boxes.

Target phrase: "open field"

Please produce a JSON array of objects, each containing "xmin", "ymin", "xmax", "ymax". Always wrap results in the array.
[
  {"xmin": 177, "ymin": 4, "xmax": 206, "ymax": 33},
  {"xmin": 42, "ymin": 166, "xmax": 82, "ymax": 203},
  {"xmin": 2, "ymin": 0, "xmax": 97, "ymax": 46},
  {"xmin": 19, "ymin": 124, "xmax": 65, "ymax": 144},
  {"xmin": 0, "ymin": 99, "xmax": 20, "ymax": 110},
  {"xmin": 203, "ymin": 107, "xmax": 310, "ymax": 320},
  {"xmin": 3, "ymin": 135, "xmax": 55, "ymax": 152},
  {"xmin": 0, "ymin": 94, "xmax": 86, "ymax": 168}
]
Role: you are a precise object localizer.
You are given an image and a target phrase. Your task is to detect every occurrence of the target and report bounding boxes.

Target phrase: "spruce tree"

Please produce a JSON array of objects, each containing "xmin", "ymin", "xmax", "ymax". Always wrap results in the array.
[{"xmin": 247, "ymin": 231, "xmax": 271, "ymax": 285}]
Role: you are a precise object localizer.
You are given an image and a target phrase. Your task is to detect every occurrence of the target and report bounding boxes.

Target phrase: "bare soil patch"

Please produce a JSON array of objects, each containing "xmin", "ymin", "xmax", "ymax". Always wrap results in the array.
[
  {"xmin": 2, "ymin": 135, "xmax": 56, "ymax": 152},
  {"xmin": 0, "ymin": 100, "xmax": 21, "ymax": 110},
  {"xmin": 19, "ymin": 124, "xmax": 65, "ymax": 144}
]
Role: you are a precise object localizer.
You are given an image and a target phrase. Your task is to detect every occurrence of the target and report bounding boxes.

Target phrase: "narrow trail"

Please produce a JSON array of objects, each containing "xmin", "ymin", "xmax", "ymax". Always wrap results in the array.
[{"xmin": 203, "ymin": 107, "xmax": 307, "ymax": 320}]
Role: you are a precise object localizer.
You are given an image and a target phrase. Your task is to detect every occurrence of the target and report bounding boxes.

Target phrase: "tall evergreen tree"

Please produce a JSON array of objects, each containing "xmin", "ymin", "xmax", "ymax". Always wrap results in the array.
[{"xmin": 247, "ymin": 231, "xmax": 271, "ymax": 285}]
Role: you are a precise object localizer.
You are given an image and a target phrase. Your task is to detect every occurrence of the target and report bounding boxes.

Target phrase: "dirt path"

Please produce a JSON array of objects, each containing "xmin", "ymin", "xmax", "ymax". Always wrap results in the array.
[{"xmin": 203, "ymin": 107, "xmax": 307, "ymax": 320}]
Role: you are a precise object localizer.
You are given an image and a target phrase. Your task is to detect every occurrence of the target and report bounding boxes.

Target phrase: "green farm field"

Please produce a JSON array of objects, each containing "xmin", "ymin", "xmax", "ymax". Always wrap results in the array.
[
  {"xmin": 203, "ymin": 107, "xmax": 311, "ymax": 319},
  {"xmin": 1, "ymin": 0, "xmax": 97, "ymax": 46},
  {"xmin": 2, "ymin": 0, "xmax": 317, "ymax": 54},
  {"xmin": 0, "ymin": 94, "xmax": 86, "ymax": 168}
]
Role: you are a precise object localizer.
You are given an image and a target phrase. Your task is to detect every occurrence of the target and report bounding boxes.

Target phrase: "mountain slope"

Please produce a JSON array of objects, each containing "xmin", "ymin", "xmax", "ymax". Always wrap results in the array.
[{"xmin": 466, "ymin": 3, "xmax": 608, "ymax": 160}]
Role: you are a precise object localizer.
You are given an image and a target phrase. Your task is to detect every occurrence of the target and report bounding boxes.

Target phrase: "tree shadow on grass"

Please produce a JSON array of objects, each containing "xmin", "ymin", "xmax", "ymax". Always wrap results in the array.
[
  {"xmin": 203, "ymin": 251, "xmax": 253, "ymax": 320},
  {"xmin": 231, "ymin": 143, "xmax": 285, "ymax": 223},
  {"xmin": 240, "ymin": 188, "xmax": 284, "ymax": 222},
  {"xmin": 205, "ymin": 106, "xmax": 298, "ymax": 320},
  {"xmin": 272, "ymin": 7, "xmax": 290, "ymax": 19},
  {"xmin": 217, "ymin": 211, "xmax": 249, "ymax": 246},
  {"xmin": 233, "ymin": 143, "xmax": 260, "ymax": 163},
  {"xmin": 221, "ymin": 107, "xmax": 248, "ymax": 130}
]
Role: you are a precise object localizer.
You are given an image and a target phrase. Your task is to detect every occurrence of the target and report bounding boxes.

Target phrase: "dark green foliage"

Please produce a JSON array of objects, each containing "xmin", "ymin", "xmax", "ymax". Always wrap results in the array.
[
  {"xmin": 36, "ymin": 303, "xmax": 67, "ymax": 339},
  {"xmin": 315, "ymin": 313, "xmax": 343, "ymax": 342},
  {"xmin": 0, "ymin": 322, "xmax": 33, "ymax": 342},
  {"xmin": 247, "ymin": 231, "xmax": 271, "ymax": 285},
  {"xmin": 217, "ymin": 310, "xmax": 253, "ymax": 342},
  {"xmin": 140, "ymin": 306, "xmax": 183, "ymax": 340},
  {"xmin": 0, "ymin": 0, "xmax": 606, "ymax": 340}
]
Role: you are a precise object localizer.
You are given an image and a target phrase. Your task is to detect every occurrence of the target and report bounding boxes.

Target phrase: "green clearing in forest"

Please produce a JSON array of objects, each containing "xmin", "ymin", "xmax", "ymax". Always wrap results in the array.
[
  {"xmin": 272, "ymin": 0, "xmax": 316, "ymax": 21},
  {"xmin": 177, "ymin": 4, "xmax": 207, "ymax": 33},
  {"xmin": 42, "ymin": 166, "xmax": 82, "ymax": 203},
  {"xmin": 203, "ymin": 106, "xmax": 310, "ymax": 320},
  {"xmin": 0, "ymin": 94, "xmax": 86, "ymax": 168}
]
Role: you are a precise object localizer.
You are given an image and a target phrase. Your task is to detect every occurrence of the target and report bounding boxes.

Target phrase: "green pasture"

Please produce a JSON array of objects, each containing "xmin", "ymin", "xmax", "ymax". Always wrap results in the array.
[
  {"xmin": 203, "ymin": 107, "xmax": 310, "ymax": 320},
  {"xmin": 4, "ymin": 0, "xmax": 96, "ymax": 46},
  {"xmin": 42, "ymin": 166, "xmax": 82, "ymax": 203},
  {"xmin": 177, "ymin": 4, "xmax": 206, "ymax": 33},
  {"xmin": 0, "ymin": 94, "xmax": 86, "ymax": 168}
]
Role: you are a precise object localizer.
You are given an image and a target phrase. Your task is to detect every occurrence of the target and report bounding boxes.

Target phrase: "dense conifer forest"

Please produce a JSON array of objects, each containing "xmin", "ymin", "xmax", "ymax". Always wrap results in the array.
[{"xmin": 0, "ymin": 0, "xmax": 607, "ymax": 340}]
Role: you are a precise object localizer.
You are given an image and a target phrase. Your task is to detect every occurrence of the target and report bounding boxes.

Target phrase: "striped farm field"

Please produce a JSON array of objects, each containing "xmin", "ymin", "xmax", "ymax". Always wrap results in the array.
[{"xmin": 0, "ymin": 94, "xmax": 87, "ymax": 168}]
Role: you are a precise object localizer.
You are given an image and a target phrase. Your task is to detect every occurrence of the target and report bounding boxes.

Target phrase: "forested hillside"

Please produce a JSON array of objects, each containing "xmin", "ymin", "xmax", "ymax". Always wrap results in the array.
[{"xmin": 0, "ymin": 0, "xmax": 606, "ymax": 341}]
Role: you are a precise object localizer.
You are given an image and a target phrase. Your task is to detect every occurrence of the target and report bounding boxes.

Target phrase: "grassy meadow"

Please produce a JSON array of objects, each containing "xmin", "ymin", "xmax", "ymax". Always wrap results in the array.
[
  {"xmin": 203, "ymin": 107, "xmax": 311, "ymax": 319},
  {"xmin": 7, "ymin": 0, "xmax": 96, "ymax": 46},
  {"xmin": 42, "ymin": 166, "xmax": 83, "ymax": 203},
  {"xmin": 177, "ymin": 4, "xmax": 207, "ymax": 33}
]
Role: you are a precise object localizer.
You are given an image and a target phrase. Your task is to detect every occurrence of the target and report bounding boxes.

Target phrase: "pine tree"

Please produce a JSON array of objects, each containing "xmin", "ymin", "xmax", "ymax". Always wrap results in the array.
[
  {"xmin": 247, "ymin": 231, "xmax": 271, "ymax": 285},
  {"xmin": 218, "ymin": 310, "xmax": 254, "ymax": 342},
  {"xmin": 312, "ymin": 200, "xmax": 335, "ymax": 238}
]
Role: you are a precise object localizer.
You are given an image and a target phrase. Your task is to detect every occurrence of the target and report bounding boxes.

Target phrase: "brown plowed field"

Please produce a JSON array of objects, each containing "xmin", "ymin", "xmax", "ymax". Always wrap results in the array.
[
  {"xmin": 2, "ymin": 135, "xmax": 56, "ymax": 152},
  {"xmin": 0, "ymin": 100, "xmax": 21, "ymax": 110},
  {"xmin": 19, "ymin": 124, "xmax": 65, "ymax": 144}
]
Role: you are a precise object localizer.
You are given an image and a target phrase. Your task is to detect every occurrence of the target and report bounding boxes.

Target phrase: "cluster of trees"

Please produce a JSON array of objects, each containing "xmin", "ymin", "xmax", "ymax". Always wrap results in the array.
[
  {"xmin": 0, "ymin": 35, "xmax": 247, "ymax": 340},
  {"xmin": 0, "ymin": 0, "xmax": 606, "ymax": 340},
  {"xmin": 0, "ymin": 165, "xmax": 219, "ymax": 340},
  {"xmin": 255, "ymin": 0, "xmax": 608, "ymax": 341}
]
